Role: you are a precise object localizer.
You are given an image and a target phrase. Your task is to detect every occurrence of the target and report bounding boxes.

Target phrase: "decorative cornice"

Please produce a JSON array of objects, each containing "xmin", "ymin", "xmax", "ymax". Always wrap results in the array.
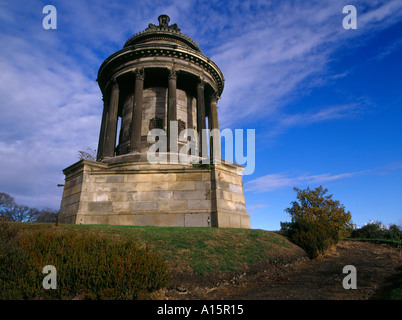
[{"xmin": 97, "ymin": 45, "xmax": 224, "ymax": 95}]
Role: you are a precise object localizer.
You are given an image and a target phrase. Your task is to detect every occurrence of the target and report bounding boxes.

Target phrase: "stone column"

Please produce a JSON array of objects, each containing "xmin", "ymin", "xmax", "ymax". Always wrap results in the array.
[
  {"xmin": 103, "ymin": 79, "xmax": 119, "ymax": 158},
  {"xmin": 209, "ymin": 92, "xmax": 221, "ymax": 163},
  {"xmin": 130, "ymin": 68, "xmax": 144, "ymax": 153},
  {"xmin": 197, "ymin": 80, "xmax": 208, "ymax": 159},
  {"xmin": 167, "ymin": 69, "xmax": 177, "ymax": 153},
  {"xmin": 97, "ymin": 92, "xmax": 109, "ymax": 160}
]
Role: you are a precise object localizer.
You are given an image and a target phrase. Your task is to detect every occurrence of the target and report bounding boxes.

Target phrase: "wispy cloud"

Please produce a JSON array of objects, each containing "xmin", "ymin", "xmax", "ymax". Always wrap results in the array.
[
  {"xmin": 0, "ymin": 3, "xmax": 104, "ymax": 208},
  {"xmin": 376, "ymin": 161, "xmax": 402, "ymax": 176},
  {"xmin": 0, "ymin": 42, "xmax": 100, "ymax": 207},
  {"xmin": 246, "ymin": 158, "xmax": 402, "ymax": 194},
  {"xmin": 246, "ymin": 203, "xmax": 270, "ymax": 214},
  {"xmin": 206, "ymin": 0, "xmax": 402, "ymax": 128},
  {"xmin": 265, "ymin": 102, "xmax": 367, "ymax": 138},
  {"xmin": 245, "ymin": 171, "xmax": 366, "ymax": 193},
  {"xmin": 373, "ymin": 37, "xmax": 402, "ymax": 61}
]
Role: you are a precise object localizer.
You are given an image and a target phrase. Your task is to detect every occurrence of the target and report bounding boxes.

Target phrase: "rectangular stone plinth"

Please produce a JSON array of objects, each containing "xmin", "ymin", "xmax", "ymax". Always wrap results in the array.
[{"xmin": 58, "ymin": 159, "xmax": 250, "ymax": 228}]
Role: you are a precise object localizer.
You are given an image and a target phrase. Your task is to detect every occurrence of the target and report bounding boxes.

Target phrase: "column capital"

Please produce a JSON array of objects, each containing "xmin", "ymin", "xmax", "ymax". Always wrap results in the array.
[
  {"xmin": 210, "ymin": 91, "xmax": 220, "ymax": 102},
  {"xmin": 197, "ymin": 77, "xmax": 206, "ymax": 88},
  {"xmin": 135, "ymin": 68, "xmax": 145, "ymax": 81},
  {"xmin": 169, "ymin": 68, "xmax": 177, "ymax": 80},
  {"xmin": 106, "ymin": 77, "xmax": 119, "ymax": 91}
]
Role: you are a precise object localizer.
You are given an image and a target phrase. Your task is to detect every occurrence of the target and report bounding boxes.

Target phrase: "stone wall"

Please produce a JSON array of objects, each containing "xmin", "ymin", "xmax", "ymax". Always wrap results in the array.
[
  {"xmin": 59, "ymin": 159, "xmax": 250, "ymax": 228},
  {"xmin": 212, "ymin": 164, "xmax": 250, "ymax": 228}
]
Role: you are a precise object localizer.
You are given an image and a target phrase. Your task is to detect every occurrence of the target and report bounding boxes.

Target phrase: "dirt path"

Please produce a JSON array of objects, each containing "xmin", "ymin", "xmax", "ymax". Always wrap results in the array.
[{"xmin": 165, "ymin": 241, "xmax": 402, "ymax": 300}]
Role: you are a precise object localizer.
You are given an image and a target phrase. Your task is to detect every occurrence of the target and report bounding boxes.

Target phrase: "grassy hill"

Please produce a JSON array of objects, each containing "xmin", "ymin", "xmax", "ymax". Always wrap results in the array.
[
  {"xmin": 1, "ymin": 222, "xmax": 308, "ymax": 299},
  {"xmin": 12, "ymin": 222, "xmax": 307, "ymax": 275},
  {"xmin": 88, "ymin": 224, "xmax": 308, "ymax": 275}
]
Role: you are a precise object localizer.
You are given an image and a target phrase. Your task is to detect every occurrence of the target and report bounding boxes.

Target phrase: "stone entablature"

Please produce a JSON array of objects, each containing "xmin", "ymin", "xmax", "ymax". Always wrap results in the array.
[{"xmin": 97, "ymin": 44, "xmax": 224, "ymax": 97}]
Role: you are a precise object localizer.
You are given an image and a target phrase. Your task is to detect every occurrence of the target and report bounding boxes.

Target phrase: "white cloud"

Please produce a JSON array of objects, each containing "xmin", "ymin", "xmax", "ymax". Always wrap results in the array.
[
  {"xmin": 359, "ymin": 0, "xmax": 402, "ymax": 27},
  {"xmin": 208, "ymin": 0, "xmax": 402, "ymax": 128},
  {"xmin": 246, "ymin": 203, "xmax": 270, "ymax": 215},
  {"xmin": 0, "ymin": 31, "xmax": 101, "ymax": 209},
  {"xmin": 264, "ymin": 102, "xmax": 366, "ymax": 138},
  {"xmin": 373, "ymin": 37, "xmax": 402, "ymax": 61},
  {"xmin": 245, "ymin": 171, "xmax": 365, "ymax": 193}
]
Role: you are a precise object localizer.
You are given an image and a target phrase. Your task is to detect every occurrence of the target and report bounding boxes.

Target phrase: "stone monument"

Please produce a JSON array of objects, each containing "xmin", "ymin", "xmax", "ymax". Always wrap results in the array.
[{"xmin": 58, "ymin": 15, "xmax": 251, "ymax": 228}]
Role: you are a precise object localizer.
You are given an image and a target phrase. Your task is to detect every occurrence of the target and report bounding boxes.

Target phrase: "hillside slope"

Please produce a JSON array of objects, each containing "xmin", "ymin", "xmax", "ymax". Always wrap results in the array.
[{"xmin": 7, "ymin": 223, "xmax": 308, "ymax": 298}]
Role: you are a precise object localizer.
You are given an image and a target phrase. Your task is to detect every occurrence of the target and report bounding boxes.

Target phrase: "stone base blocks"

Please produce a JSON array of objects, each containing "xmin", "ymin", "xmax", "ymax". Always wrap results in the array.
[{"xmin": 58, "ymin": 159, "xmax": 250, "ymax": 228}]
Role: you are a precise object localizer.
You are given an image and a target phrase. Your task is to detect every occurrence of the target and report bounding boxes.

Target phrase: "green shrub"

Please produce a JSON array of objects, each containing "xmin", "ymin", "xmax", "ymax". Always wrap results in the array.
[
  {"xmin": 350, "ymin": 221, "xmax": 402, "ymax": 241},
  {"xmin": 389, "ymin": 287, "xmax": 402, "ymax": 300},
  {"xmin": 281, "ymin": 186, "xmax": 352, "ymax": 259},
  {"xmin": 283, "ymin": 218, "xmax": 339, "ymax": 259},
  {"xmin": 0, "ymin": 223, "xmax": 170, "ymax": 299},
  {"xmin": 388, "ymin": 224, "xmax": 402, "ymax": 241}
]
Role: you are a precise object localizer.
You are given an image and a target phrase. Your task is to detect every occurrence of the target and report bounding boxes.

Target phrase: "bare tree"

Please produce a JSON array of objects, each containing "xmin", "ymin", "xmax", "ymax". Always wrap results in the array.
[
  {"xmin": 0, "ymin": 192, "xmax": 14, "ymax": 221},
  {"xmin": 36, "ymin": 208, "xmax": 59, "ymax": 223},
  {"xmin": 0, "ymin": 192, "xmax": 40, "ymax": 222},
  {"xmin": 78, "ymin": 146, "xmax": 97, "ymax": 161}
]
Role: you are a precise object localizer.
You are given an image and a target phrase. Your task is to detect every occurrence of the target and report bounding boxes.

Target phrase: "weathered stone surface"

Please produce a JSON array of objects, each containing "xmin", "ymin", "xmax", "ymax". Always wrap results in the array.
[
  {"xmin": 64, "ymin": 175, "xmax": 83, "ymax": 189},
  {"xmin": 88, "ymin": 201, "xmax": 113, "ymax": 212},
  {"xmin": 127, "ymin": 191, "xmax": 155, "ymax": 201},
  {"xmin": 195, "ymin": 181, "xmax": 211, "ymax": 190},
  {"xmin": 176, "ymin": 173, "xmax": 203, "ymax": 181},
  {"xmin": 168, "ymin": 200, "xmax": 188, "ymax": 211},
  {"xmin": 187, "ymin": 199, "xmax": 211, "ymax": 210},
  {"xmin": 168, "ymin": 181, "xmax": 196, "ymax": 191},
  {"xmin": 185, "ymin": 213, "xmax": 210, "ymax": 227},
  {"xmin": 126, "ymin": 174, "xmax": 152, "ymax": 182},
  {"xmin": 173, "ymin": 190, "xmax": 207, "ymax": 200},
  {"xmin": 62, "ymin": 193, "xmax": 81, "ymax": 207},
  {"xmin": 155, "ymin": 190, "xmax": 174, "ymax": 200},
  {"xmin": 59, "ymin": 159, "xmax": 250, "ymax": 228},
  {"xmin": 129, "ymin": 201, "xmax": 158, "ymax": 211},
  {"xmin": 96, "ymin": 192, "xmax": 109, "ymax": 202},
  {"xmin": 107, "ymin": 175, "xmax": 124, "ymax": 183}
]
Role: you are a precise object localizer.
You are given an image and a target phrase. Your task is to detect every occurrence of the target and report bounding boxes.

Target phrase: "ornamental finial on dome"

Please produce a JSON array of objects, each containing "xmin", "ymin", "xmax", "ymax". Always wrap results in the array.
[
  {"xmin": 146, "ymin": 14, "xmax": 181, "ymax": 31},
  {"xmin": 158, "ymin": 14, "xmax": 170, "ymax": 27}
]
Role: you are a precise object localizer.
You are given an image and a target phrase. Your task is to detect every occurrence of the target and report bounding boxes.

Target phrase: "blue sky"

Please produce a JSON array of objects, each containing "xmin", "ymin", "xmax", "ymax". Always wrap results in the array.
[{"xmin": 0, "ymin": 0, "xmax": 401, "ymax": 230}]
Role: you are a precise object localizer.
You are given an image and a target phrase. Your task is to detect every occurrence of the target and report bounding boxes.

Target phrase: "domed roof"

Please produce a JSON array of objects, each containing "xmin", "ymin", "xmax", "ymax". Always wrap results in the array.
[{"xmin": 124, "ymin": 15, "xmax": 201, "ymax": 52}]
